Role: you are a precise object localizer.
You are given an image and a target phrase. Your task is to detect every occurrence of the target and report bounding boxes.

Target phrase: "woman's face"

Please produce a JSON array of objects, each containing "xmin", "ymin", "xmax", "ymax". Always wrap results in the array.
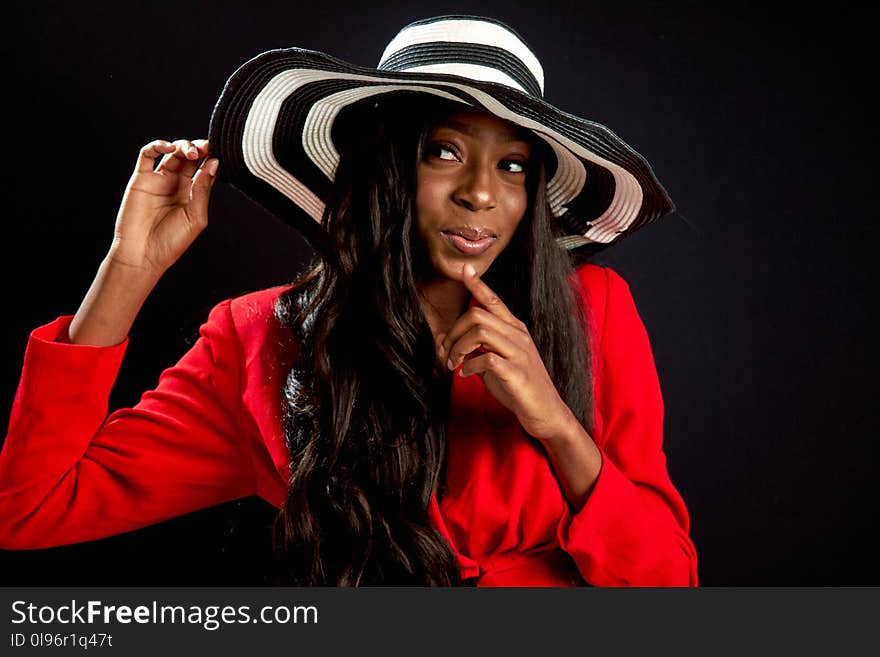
[{"xmin": 414, "ymin": 109, "xmax": 532, "ymax": 282}]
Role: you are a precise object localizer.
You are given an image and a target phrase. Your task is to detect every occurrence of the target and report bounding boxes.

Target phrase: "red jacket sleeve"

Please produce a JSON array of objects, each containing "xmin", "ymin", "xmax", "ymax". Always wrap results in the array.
[
  {"xmin": 0, "ymin": 299, "xmax": 257, "ymax": 549},
  {"xmin": 557, "ymin": 267, "xmax": 698, "ymax": 586}
]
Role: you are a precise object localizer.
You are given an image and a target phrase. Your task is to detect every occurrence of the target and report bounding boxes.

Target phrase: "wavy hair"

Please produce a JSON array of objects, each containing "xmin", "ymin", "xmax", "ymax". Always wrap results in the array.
[{"xmin": 271, "ymin": 95, "xmax": 594, "ymax": 585}]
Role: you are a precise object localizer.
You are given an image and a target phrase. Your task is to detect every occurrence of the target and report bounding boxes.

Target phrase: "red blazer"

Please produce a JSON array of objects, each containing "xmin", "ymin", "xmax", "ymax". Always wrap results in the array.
[{"xmin": 0, "ymin": 263, "xmax": 698, "ymax": 586}]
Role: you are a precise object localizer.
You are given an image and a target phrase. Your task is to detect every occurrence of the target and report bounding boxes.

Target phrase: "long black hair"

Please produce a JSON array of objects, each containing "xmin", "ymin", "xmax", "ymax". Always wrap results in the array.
[{"xmin": 271, "ymin": 94, "xmax": 594, "ymax": 585}]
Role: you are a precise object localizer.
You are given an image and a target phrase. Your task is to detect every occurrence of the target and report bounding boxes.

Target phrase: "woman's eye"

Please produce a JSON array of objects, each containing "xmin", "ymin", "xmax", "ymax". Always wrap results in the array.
[
  {"xmin": 427, "ymin": 143, "xmax": 459, "ymax": 161},
  {"xmin": 501, "ymin": 160, "xmax": 527, "ymax": 173}
]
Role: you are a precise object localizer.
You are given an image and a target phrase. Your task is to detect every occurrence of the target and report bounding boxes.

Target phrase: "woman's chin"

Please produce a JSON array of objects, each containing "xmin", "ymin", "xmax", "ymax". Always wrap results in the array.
[
  {"xmin": 434, "ymin": 254, "xmax": 492, "ymax": 281},
  {"xmin": 419, "ymin": 235, "xmax": 502, "ymax": 281}
]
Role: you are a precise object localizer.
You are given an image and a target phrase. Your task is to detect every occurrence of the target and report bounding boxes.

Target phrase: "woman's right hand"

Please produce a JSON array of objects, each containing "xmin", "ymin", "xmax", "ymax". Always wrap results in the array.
[{"xmin": 109, "ymin": 139, "xmax": 219, "ymax": 279}]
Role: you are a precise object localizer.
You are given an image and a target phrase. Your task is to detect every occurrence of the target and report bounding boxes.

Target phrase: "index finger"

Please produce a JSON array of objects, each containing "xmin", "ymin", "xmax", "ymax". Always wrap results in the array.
[
  {"xmin": 461, "ymin": 263, "xmax": 517, "ymax": 324},
  {"xmin": 135, "ymin": 140, "xmax": 176, "ymax": 174}
]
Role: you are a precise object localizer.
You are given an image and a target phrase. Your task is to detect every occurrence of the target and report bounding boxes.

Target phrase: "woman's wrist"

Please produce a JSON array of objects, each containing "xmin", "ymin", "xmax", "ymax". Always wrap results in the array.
[
  {"xmin": 534, "ymin": 402, "xmax": 583, "ymax": 448},
  {"xmin": 536, "ymin": 406, "xmax": 602, "ymax": 511}
]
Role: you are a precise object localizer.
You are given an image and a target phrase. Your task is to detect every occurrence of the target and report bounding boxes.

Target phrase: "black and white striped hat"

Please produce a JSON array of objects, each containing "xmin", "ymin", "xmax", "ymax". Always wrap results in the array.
[{"xmin": 208, "ymin": 15, "xmax": 674, "ymax": 254}]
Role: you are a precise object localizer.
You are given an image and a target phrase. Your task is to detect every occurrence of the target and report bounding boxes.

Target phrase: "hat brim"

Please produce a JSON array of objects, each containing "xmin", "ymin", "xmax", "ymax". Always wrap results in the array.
[{"xmin": 208, "ymin": 47, "xmax": 674, "ymax": 255}]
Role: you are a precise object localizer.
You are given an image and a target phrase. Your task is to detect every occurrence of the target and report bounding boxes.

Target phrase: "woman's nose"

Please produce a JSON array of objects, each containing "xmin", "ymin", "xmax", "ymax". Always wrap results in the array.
[{"xmin": 453, "ymin": 161, "xmax": 497, "ymax": 212}]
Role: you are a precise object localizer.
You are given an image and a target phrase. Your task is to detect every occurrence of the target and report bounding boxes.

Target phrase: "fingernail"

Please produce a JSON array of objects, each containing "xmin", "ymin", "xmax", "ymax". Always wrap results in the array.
[
  {"xmin": 465, "ymin": 264, "xmax": 476, "ymax": 277},
  {"xmin": 447, "ymin": 358, "xmax": 455, "ymax": 370},
  {"xmin": 206, "ymin": 159, "xmax": 219, "ymax": 176},
  {"xmin": 437, "ymin": 343, "xmax": 445, "ymax": 357}
]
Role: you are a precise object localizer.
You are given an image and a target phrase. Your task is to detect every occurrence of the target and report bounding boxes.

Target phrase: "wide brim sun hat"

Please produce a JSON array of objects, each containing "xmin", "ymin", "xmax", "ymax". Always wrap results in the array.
[{"xmin": 208, "ymin": 14, "xmax": 674, "ymax": 256}]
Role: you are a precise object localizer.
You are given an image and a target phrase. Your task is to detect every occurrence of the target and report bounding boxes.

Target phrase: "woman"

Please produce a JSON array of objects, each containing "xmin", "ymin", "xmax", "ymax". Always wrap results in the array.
[{"xmin": 0, "ymin": 15, "xmax": 697, "ymax": 586}]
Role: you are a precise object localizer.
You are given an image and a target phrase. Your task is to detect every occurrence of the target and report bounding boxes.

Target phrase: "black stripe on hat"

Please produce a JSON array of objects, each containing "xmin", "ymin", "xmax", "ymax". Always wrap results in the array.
[{"xmin": 378, "ymin": 42, "xmax": 543, "ymax": 98}]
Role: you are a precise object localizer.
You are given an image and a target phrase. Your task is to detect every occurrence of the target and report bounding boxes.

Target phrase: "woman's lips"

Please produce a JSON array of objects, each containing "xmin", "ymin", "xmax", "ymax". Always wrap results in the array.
[{"xmin": 442, "ymin": 231, "xmax": 497, "ymax": 255}]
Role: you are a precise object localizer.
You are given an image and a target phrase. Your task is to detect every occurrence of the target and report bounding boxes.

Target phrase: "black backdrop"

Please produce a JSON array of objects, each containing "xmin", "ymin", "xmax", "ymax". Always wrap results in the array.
[{"xmin": 2, "ymin": 1, "xmax": 876, "ymax": 586}]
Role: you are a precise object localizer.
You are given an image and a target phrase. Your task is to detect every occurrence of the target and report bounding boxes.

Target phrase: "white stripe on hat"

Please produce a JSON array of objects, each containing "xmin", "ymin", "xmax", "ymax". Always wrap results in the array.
[
  {"xmin": 379, "ymin": 18, "xmax": 545, "ymax": 95},
  {"xmin": 400, "ymin": 63, "xmax": 528, "ymax": 93},
  {"xmin": 242, "ymin": 70, "xmax": 331, "ymax": 222}
]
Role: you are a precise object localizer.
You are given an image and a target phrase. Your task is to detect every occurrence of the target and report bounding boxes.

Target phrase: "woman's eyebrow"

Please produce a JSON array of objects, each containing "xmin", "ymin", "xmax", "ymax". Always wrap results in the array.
[{"xmin": 438, "ymin": 119, "xmax": 530, "ymax": 145}]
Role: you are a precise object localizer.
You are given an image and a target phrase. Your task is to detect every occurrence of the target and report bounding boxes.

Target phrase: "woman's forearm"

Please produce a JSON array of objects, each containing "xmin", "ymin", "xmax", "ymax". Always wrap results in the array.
[{"xmin": 67, "ymin": 254, "xmax": 161, "ymax": 347}]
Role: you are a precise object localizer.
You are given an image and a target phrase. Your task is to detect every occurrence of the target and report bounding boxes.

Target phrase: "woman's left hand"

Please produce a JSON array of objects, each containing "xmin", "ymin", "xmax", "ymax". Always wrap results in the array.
[{"xmin": 437, "ymin": 264, "xmax": 577, "ymax": 444}]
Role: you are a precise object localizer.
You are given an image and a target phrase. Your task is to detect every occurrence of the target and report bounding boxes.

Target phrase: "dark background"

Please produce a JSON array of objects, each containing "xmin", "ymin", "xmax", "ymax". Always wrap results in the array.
[{"xmin": 1, "ymin": 1, "xmax": 876, "ymax": 586}]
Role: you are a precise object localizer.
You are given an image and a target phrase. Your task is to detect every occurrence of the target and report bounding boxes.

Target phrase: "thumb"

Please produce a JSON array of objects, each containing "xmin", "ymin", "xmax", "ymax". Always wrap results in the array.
[{"xmin": 189, "ymin": 158, "xmax": 219, "ymax": 212}]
